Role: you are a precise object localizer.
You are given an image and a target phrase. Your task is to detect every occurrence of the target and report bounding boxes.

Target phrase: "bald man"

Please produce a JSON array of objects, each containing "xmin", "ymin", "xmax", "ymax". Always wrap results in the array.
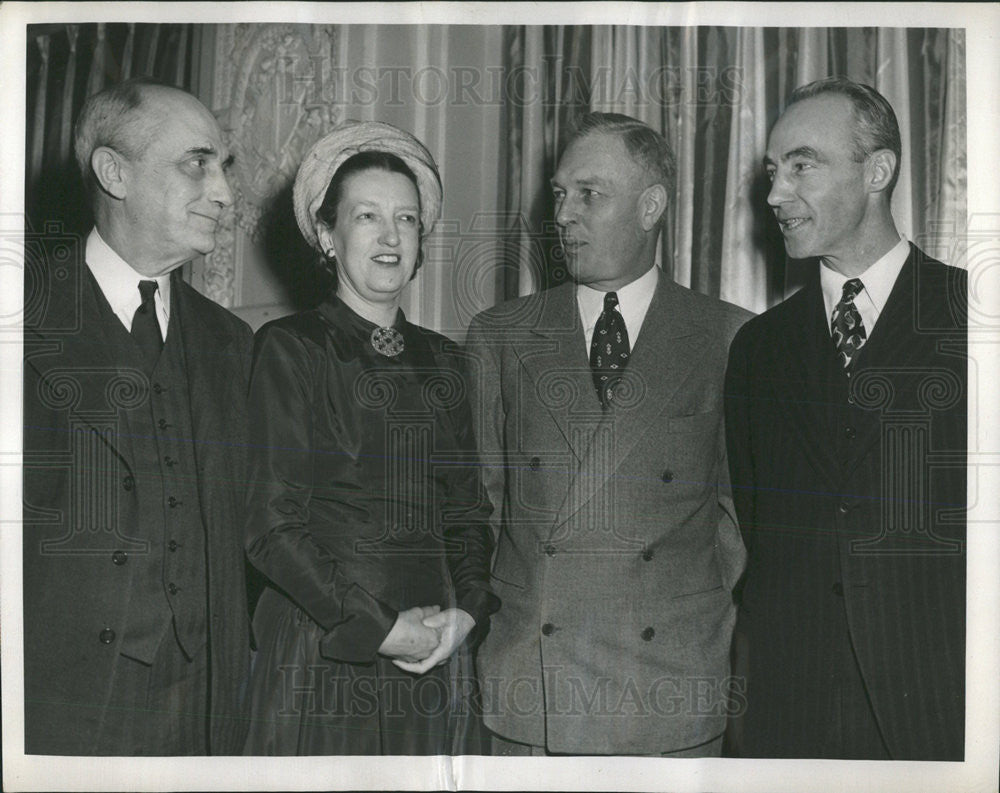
[{"xmin": 23, "ymin": 79, "xmax": 252, "ymax": 755}]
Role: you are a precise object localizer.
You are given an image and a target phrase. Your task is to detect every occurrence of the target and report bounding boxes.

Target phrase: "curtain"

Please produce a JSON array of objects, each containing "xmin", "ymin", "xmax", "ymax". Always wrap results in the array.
[
  {"xmin": 25, "ymin": 23, "xmax": 195, "ymax": 238},
  {"xmin": 23, "ymin": 24, "xmax": 965, "ymax": 324},
  {"xmin": 503, "ymin": 27, "xmax": 966, "ymax": 314}
]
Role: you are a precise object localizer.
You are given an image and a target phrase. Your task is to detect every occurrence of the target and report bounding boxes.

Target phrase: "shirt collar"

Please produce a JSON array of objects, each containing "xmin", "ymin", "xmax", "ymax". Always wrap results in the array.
[
  {"xmin": 820, "ymin": 236, "xmax": 909, "ymax": 320},
  {"xmin": 85, "ymin": 228, "xmax": 172, "ymax": 325},
  {"xmin": 577, "ymin": 264, "xmax": 659, "ymax": 336}
]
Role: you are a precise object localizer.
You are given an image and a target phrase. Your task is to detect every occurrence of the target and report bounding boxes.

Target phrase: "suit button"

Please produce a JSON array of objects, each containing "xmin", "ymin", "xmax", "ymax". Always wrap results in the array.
[
  {"xmin": 164, "ymin": 455, "xmax": 176, "ymax": 467},
  {"xmin": 660, "ymin": 470, "xmax": 674, "ymax": 483},
  {"xmin": 641, "ymin": 549, "xmax": 654, "ymax": 561},
  {"xmin": 543, "ymin": 544, "xmax": 556, "ymax": 556},
  {"xmin": 529, "ymin": 457, "xmax": 541, "ymax": 471},
  {"xmin": 167, "ymin": 583, "xmax": 179, "ymax": 595},
  {"xmin": 831, "ymin": 582, "xmax": 844, "ymax": 597},
  {"xmin": 844, "ymin": 425, "xmax": 856, "ymax": 439},
  {"xmin": 157, "ymin": 418, "xmax": 169, "ymax": 430},
  {"xmin": 167, "ymin": 539, "xmax": 179, "ymax": 552},
  {"xmin": 122, "ymin": 475, "xmax": 134, "ymax": 491},
  {"xmin": 111, "ymin": 550, "xmax": 128, "ymax": 566},
  {"xmin": 152, "ymin": 382, "xmax": 164, "ymax": 394},
  {"xmin": 541, "ymin": 623, "xmax": 555, "ymax": 636},
  {"xmin": 641, "ymin": 627, "xmax": 655, "ymax": 641},
  {"xmin": 98, "ymin": 628, "xmax": 116, "ymax": 644},
  {"xmin": 847, "ymin": 394, "xmax": 856, "ymax": 405},
  {"xmin": 167, "ymin": 496, "xmax": 182, "ymax": 508},
  {"xmin": 838, "ymin": 501, "xmax": 850, "ymax": 514}
]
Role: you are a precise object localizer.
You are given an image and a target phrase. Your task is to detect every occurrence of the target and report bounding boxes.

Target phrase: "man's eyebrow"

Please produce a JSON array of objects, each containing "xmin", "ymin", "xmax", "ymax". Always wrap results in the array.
[
  {"xmin": 782, "ymin": 146, "xmax": 821, "ymax": 161},
  {"xmin": 763, "ymin": 146, "xmax": 822, "ymax": 168},
  {"xmin": 548, "ymin": 175, "xmax": 609, "ymax": 188}
]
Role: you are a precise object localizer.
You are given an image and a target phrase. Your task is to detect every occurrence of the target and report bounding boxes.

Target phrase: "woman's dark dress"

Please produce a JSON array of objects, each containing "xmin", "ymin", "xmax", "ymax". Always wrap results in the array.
[{"xmin": 243, "ymin": 296, "xmax": 499, "ymax": 755}]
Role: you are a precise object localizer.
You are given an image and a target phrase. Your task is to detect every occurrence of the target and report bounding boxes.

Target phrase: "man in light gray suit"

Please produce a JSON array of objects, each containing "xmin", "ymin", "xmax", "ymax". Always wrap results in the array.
[{"xmin": 466, "ymin": 112, "xmax": 751, "ymax": 756}]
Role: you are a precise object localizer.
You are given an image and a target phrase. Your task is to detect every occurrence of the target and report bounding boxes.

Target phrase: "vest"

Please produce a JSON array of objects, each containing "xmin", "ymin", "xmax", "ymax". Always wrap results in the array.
[{"xmin": 89, "ymin": 278, "xmax": 208, "ymax": 662}]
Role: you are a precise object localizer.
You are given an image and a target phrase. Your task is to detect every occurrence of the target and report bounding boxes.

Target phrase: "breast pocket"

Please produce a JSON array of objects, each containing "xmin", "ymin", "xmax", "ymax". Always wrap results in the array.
[{"xmin": 666, "ymin": 408, "xmax": 722, "ymax": 436}]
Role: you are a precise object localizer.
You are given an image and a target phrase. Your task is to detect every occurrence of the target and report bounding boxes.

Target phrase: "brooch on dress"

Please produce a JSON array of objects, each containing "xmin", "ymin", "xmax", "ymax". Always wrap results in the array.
[{"xmin": 370, "ymin": 326, "xmax": 405, "ymax": 357}]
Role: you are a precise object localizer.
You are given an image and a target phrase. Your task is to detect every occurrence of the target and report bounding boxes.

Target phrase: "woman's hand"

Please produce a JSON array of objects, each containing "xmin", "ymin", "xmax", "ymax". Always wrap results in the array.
[
  {"xmin": 391, "ymin": 608, "xmax": 475, "ymax": 674},
  {"xmin": 377, "ymin": 606, "xmax": 442, "ymax": 662}
]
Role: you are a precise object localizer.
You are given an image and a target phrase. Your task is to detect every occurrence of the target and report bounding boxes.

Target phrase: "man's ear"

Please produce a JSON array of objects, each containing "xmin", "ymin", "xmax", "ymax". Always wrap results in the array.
[
  {"xmin": 90, "ymin": 146, "xmax": 128, "ymax": 200},
  {"xmin": 638, "ymin": 183, "xmax": 668, "ymax": 232},
  {"xmin": 866, "ymin": 148, "xmax": 897, "ymax": 195}
]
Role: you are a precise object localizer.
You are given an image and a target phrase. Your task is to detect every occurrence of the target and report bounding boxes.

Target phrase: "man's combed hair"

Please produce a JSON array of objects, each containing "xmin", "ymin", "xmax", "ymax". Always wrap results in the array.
[
  {"xmin": 72, "ymin": 77, "xmax": 169, "ymax": 192},
  {"xmin": 788, "ymin": 76, "xmax": 903, "ymax": 196},
  {"xmin": 569, "ymin": 112, "xmax": 677, "ymax": 196}
]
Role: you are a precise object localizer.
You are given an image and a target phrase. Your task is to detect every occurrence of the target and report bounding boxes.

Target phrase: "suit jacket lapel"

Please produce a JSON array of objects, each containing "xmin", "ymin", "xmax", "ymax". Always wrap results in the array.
[
  {"xmin": 25, "ymin": 259, "xmax": 107, "ymax": 369},
  {"xmin": 843, "ymin": 251, "xmax": 919, "ymax": 470},
  {"xmin": 851, "ymin": 251, "xmax": 916, "ymax": 371},
  {"xmin": 546, "ymin": 276, "xmax": 710, "ymax": 535},
  {"xmin": 25, "ymin": 261, "xmax": 136, "ymax": 475},
  {"xmin": 608, "ymin": 277, "xmax": 707, "ymax": 468},
  {"xmin": 516, "ymin": 282, "xmax": 596, "ymax": 463},
  {"xmin": 774, "ymin": 275, "xmax": 846, "ymax": 486},
  {"xmin": 172, "ymin": 277, "xmax": 237, "ymax": 508}
]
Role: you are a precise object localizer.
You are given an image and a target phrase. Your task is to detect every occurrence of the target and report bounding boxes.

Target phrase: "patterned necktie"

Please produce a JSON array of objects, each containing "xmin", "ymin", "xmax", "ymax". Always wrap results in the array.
[
  {"xmin": 831, "ymin": 277, "xmax": 867, "ymax": 370},
  {"xmin": 590, "ymin": 291, "xmax": 631, "ymax": 406},
  {"xmin": 132, "ymin": 279, "xmax": 163, "ymax": 369}
]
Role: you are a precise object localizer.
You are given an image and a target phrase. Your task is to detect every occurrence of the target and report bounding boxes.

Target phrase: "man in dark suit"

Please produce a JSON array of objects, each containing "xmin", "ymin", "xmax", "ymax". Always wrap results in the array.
[
  {"xmin": 23, "ymin": 78, "xmax": 252, "ymax": 754},
  {"xmin": 467, "ymin": 112, "xmax": 750, "ymax": 756},
  {"xmin": 725, "ymin": 77, "xmax": 966, "ymax": 759}
]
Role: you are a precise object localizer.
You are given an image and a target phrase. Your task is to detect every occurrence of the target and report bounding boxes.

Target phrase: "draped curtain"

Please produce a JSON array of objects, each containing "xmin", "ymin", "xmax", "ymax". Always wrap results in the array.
[
  {"xmin": 503, "ymin": 26, "xmax": 966, "ymax": 314},
  {"xmin": 25, "ymin": 23, "xmax": 195, "ymax": 238},
  {"xmin": 24, "ymin": 24, "xmax": 965, "ymax": 325}
]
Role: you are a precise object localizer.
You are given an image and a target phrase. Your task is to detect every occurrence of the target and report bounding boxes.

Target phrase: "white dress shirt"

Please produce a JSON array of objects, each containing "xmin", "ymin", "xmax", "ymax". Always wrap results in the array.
[
  {"xmin": 577, "ymin": 264, "xmax": 660, "ymax": 356},
  {"xmin": 85, "ymin": 228, "xmax": 171, "ymax": 339},
  {"xmin": 820, "ymin": 236, "xmax": 909, "ymax": 337}
]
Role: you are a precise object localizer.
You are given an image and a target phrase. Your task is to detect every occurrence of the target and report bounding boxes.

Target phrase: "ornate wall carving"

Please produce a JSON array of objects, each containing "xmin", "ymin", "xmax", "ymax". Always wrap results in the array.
[{"xmin": 202, "ymin": 24, "xmax": 340, "ymax": 307}]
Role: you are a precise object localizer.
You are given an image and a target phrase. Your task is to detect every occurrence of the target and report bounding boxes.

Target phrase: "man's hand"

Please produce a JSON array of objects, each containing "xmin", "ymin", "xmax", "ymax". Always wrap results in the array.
[
  {"xmin": 377, "ymin": 606, "xmax": 442, "ymax": 663},
  {"xmin": 392, "ymin": 608, "xmax": 475, "ymax": 674}
]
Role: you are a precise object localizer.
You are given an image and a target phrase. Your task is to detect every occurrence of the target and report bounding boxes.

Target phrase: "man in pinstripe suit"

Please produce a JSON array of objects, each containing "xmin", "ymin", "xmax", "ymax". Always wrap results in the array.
[{"xmin": 724, "ymin": 77, "xmax": 966, "ymax": 759}]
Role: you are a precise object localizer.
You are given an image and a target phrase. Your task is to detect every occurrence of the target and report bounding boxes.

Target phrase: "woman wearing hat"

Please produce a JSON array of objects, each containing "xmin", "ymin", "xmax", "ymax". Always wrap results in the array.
[{"xmin": 243, "ymin": 121, "xmax": 499, "ymax": 755}]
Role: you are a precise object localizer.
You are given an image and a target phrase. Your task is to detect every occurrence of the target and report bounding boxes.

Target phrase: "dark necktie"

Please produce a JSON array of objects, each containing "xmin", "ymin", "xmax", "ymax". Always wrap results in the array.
[
  {"xmin": 590, "ymin": 291, "xmax": 631, "ymax": 407},
  {"xmin": 132, "ymin": 279, "xmax": 163, "ymax": 369},
  {"xmin": 831, "ymin": 277, "xmax": 867, "ymax": 370}
]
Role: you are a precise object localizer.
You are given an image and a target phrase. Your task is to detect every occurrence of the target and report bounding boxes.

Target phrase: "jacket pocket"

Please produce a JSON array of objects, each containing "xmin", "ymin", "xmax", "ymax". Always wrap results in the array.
[{"xmin": 666, "ymin": 409, "xmax": 721, "ymax": 435}]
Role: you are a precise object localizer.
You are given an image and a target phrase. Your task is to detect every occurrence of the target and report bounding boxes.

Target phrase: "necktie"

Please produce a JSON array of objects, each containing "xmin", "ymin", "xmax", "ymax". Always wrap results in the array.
[
  {"xmin": 132, "ymin": 279, "xmax": 163, "ymax": 370},
  {"xmin": 831, "ymin": 278, "xmax": 867, "ymax": 370},
  {"xmin": 590, "ymin": 291, "xmax": 631, "ymax": 406}
]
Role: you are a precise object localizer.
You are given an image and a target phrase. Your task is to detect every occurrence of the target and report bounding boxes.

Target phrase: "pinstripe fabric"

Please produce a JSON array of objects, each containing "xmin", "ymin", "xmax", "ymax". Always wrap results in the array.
[
  {"xmin": 724, "ymin": 245, "xmax": 966, "ymax": 760},
  {"xmin": 96, "ymin": 632, "xmax": 209, "ymax": 755}
]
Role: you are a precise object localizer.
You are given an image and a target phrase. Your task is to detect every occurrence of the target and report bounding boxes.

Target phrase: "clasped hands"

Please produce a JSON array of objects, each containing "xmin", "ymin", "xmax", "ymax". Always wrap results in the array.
[{"xmin": 377, "ymin": 605, "xmax": 475, "ymax": 674}]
